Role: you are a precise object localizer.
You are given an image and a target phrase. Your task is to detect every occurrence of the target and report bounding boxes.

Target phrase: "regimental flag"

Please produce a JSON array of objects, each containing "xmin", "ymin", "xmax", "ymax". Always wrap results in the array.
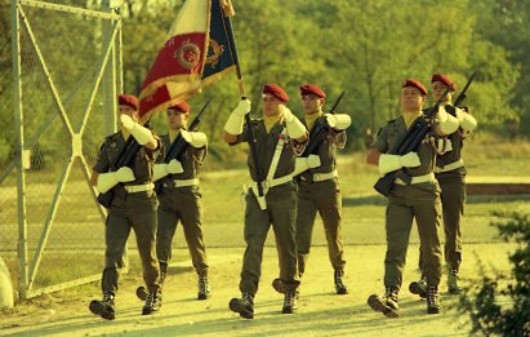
[{"xmin": 139, "ymin": 0, "xmax": 236, "ymax": 123}]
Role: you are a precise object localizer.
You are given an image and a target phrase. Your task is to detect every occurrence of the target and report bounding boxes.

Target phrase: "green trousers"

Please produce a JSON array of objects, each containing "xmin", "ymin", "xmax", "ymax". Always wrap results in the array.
[
  {"xmin": 296, "ymin": 178, "xmax": 345, "ymax": 276},
  {"xmin": 102, "ymin": 188, "xmax": 160, "ymax": 294},
  {"xmin": 156, "ymin": 186, "xmax": 209, "ymax": 276},
  {"xmin": 239, "ymin": 182, "xmax": 299, "ymax": 296},
  {"xmin": 385, "ymin": 183, "xmax": 442, "ymax": 290}
]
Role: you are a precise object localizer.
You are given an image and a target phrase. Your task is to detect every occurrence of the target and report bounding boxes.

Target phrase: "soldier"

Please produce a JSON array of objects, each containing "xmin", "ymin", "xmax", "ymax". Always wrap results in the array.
[
  {"xmin": 366, "ymin": 79, "xmax": 459, "ymax": 317},
  {"xmin": 136, "ymin": 101, "xmax": 211, "ymax": 301},
  {"xmin": 89, "ymin": 94, "xmax": 162, "ymax": 320},
  {"xmin": 225, "ymin": 84, "xmax": 308, "ymax": 319},
  {"xmin": 409, "ymin": 73, "xmax": 478, "ymax": 297},
  {"xmin": 272, "ymin": 84, "xmax": 351, "ymax": 296}
]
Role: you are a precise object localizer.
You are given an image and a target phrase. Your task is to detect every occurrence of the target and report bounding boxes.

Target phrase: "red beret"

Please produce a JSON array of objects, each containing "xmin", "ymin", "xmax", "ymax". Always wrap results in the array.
[
  {"xmin": 263, "ymin": 83, "xmax": 289, "ymax": 103},
  {"xmin": 118, "ymin": 94, "xmax": 139, "ymax": 111},
  {"xmin": 402, "ymin": 79, "xmax": 428, "ymax": 96},
  {"xmin": 431, "ymin": 73, "xmax": 455, "ymax": 90},
  {"xmin": 168, "ymin": 101, "xmax": 190, "ymax": 113},
  {"xmin": 299, "ymin": 84, "xmax": 326, "ymax": 98}
]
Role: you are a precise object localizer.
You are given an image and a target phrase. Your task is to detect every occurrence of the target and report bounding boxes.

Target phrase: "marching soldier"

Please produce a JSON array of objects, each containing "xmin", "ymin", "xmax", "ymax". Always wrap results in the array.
[
  {"xmin": 366, "ymin": 79, "xmax": 460, "ymax": 317},
  {"xmin": 272, "ymin": 84, "xmax": 351, "ymax": 296},
  {"xmin": 225, "ymin": 84, "xmax": 308, "ymax": 319},
  {"xmin": 409, "ymin": 73, "xmax": 478, "ymax": 297},
  {"xmin": 136, "ymin": 101, "xmax": 211, "ymax": 302},
  {"xmin": 89, "ymin": 94, "xmax": 161, "ymax": 320}
]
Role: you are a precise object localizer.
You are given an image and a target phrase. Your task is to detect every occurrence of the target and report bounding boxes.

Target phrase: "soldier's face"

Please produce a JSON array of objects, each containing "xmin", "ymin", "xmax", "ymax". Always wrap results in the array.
[
  {"xmin": 262, "ymin": 94, "xmax": 282, "ymax": 116},
  {"xmin": 431, "ymin": 81, "xmax": 453, "ymax": 103},
  {"xmin": 167, "ymin": 110, "xmax": 188, "ymax": 130},
  {"xmin": 118, "ymin": 105, "xmax": 138, "ymax": 122},
  {"xmin": 400, "ymin": 87, "xmax": 426, "ymax": 112},
  {"xmin": 301, "ymin": 95, "xmax": 324, "ymax": 115}
]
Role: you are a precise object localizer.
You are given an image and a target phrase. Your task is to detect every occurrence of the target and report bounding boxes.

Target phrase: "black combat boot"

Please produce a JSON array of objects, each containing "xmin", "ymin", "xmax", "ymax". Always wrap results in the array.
[
  {"xmin": 426, "ymin": 286, "xmax": 441, "ymax": 314},
  {"xmin": 447, "ymin": 267, "xmax": 461, "ymax": 294},
  {"xmin": 282, "ymin": 291, "xmax": 298, "ymax": 314},
  {"xmin": 409, "ymin": 277, "xmax": 428, "ymax": 299},
  {"xmin": 142, "ymin": 290, "xmax": 162, "ymax": 315},
  {"xmin": 367, "ymin": 287, "xmax": 399, "ymax": 318},
  {"xmin": 137, "ymin": 262, "xmax": 167, "ymax": 301},
  {"xmin": 334, "ymin": 269, "xmax": 348, "ymax": 295},
  {"xmin": 89, "ymin": 292, "xmax": 116, "ymax": 320},
  {"xmin": 272, "ymin": 278, "xmax": 286, "ymax": 294},
  {"xmin": 197, "ymin": 275, "xmax": 211, "ymax": 300},
  {"xmin": 229, "ymin": 293, "xmax": 254, "ymax": 319}
]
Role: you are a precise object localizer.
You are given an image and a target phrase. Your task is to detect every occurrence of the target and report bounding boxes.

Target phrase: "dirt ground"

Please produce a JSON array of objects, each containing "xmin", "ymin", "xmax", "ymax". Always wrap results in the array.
[{"xmin": 0, "ymin": 243, "xmax": 513, "ymax": 337}]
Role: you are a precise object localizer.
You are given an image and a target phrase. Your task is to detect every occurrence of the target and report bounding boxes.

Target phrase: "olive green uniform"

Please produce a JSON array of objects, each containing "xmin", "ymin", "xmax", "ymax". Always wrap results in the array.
[
  {"xmin": 374, "ymin": 117, "xmax": 443, "ymax": 290},
  {"xmin": 427, "ymin": 104, "xmax": 467, "ymax": 272},
  {"xmin": 93, "ymin": 132, "xmax": 161, "ymax": 295},
  {"xmin": 156, "ymin": 134, "xmax": 209, "ymax": 277},
  {"xmin": 231, "ymin": 120, "xmax": 307, "ymax": 295},
  {"xmin": 296, "ymin": 116, "xmax": 346, "ymax": 275}
]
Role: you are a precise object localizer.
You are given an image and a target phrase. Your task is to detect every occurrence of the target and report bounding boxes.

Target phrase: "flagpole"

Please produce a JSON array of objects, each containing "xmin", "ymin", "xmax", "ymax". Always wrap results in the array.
[{"xmin": 222, "ymin": 6, "xmax": 265, "ymax": 198}]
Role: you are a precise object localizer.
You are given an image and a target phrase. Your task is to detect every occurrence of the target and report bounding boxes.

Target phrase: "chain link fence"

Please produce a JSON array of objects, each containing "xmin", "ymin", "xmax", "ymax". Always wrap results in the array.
[{"xmin": 0, "ymin": 0, "xmax": 122, "ymax": 298}]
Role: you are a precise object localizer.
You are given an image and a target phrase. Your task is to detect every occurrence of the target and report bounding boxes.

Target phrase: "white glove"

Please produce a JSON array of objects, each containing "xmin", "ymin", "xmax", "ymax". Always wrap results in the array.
[
  {"xmin": 435, "ymin": 105, "xmax": 460, "ymax": 136},
  {"xmin": 152, "ymin": 159, "xmax": 183, "ymax": 181},
  {"xmin": 292, "ymin": 154, "xmax": 321, "ymax": 176},
  {"xmin": 119, "ymin": 114, "xmax": 155, "ymax": 145},
  {"xmin": 224, "ymin": 99, "xmax": 251, "ymax": 135},
  {"xmin": 97, "ymin": 167, "xmax": 135, "ymax": 193},
  {"xmin": 166, "ymin": 159, "xmax": 183, "ymax": 174},
  {"xmin": 378, "ymin": 152, "xmax": 420, "ymax": 175},
  {"xmin": 281, "ymin": 106, "xmax": 307, "ymax": 139},
  {"xmin": 455, "ymin": 108, "xmax": 477, "ymax": 132},
  {"xmin": 181, "ymin": 130, "xmax": 208, "ymax": 148},
  {"xmin": 325, "ymin": 113, "xmax": 352, "ymax": 130}
]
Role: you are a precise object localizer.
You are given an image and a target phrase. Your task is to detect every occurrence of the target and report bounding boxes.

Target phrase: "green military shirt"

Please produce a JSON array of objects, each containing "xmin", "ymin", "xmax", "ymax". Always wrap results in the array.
[
  {"xmin": 299, "ymin": 115, "xmax": 346, "ymax": 180},
  {"xmin": 374, "ymin": 116, "xmax": 436, "ymax": 177},
  {"xmin": 232, "ymin": 120, "xmax": 307, "ymax": 181},
  {"xmin": 158, "ymin": 133, "xmax": 206, "ymax": 180},
  {"xmin": 93, "ymin": 131, "xmax": 160, "ymax": 184}
]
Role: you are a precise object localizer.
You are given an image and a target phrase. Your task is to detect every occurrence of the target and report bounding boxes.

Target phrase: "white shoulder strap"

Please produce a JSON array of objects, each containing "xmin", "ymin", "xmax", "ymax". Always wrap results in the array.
[{"xmin": 266, "ymin": 128, "xmax": 287, "ymax": 181}]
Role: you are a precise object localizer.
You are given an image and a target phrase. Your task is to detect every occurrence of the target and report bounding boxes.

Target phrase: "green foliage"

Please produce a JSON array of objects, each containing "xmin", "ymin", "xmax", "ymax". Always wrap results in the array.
[{"xmin": 459, "ymin": 212, "xmax": 530, "ymax": 336}]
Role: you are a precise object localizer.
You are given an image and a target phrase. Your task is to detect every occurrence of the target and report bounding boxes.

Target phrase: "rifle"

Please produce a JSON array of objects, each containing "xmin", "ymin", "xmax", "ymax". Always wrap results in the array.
[
  {"xmin": 453, "ymin": 70, "xmax": 477, "ymax": 109},
  {"xmin": 301, "ymin": 91, "xmax": 346, "ymax": 157},
  {"xmin": 154, "ymin": 99, "xmax": 211, "ymax": 193},
  {"xmin": 373, "ymin": 87, "xmax": 452, "ymax": 197}
]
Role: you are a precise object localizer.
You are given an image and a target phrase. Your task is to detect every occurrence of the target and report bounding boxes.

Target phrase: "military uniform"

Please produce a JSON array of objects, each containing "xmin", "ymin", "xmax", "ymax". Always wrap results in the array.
[
  {"xmin": 156, "ymin": 133, "xmax": 209, "ymax": 290},
  {"xmin": 235, "ymin": 120, "xmax": 303, "ymax": 296},
  {"xmin": 93, "ymin": 131, "xmax": 161, "ymax": 300},
  {"xmin": 374, "ymin": 117, "xmax": 443, "ymax": 293},
  {"xmin": 296, "ymin": 115, "xmax": 347, "ymax": 287}
]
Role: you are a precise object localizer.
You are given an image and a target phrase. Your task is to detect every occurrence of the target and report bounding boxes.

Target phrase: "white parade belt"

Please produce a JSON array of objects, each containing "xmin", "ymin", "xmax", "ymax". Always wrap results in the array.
[
  {"xmin": 434, "ymin": 159, "xmax": 464, "ymax": 173},
  {"xmin": 173, "ymin": 178, "xmax": 200, "ymax": 188},
  {"xmin": 312, "ymin": 169, "xmax": 338, "ymax": 182},
  {"xmin": 124, "ymin": 182, "xmax": 154, "ymax": 193},
  {"xmin": 247, "ymin": 174, "xmax": 293, "ymax": 191},
  {"xmin": 395, "ymin": 173, "xmax": 435, "ymax": 186}
]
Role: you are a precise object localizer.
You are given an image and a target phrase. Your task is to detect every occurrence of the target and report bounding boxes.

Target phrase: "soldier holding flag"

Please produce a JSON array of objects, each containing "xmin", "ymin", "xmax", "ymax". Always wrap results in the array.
[
  {"xmin": 225, "ymin": 84, "xmax": 308, "ymax": 319},
  {"xmin": 89, "ymin": 94, "xmax": 162, "ymax": 320}
]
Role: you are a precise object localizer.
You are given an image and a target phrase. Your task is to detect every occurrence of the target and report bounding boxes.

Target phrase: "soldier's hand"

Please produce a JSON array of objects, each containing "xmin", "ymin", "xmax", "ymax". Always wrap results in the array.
[
  {"xmin": 119, "ymin": 114, "xmax": 136, "ymax": 131},
  {"xmin": 233, "ymin": 99, "xmax": 251, "ymax": 117},
  {"xmin": 166, "ymin": 159, "xmax": 184, "ymax": 174},
  {"xmin": 324, "ymin": 113, "xmax": 352, "ymax": 130},
  {"xmin": 115, "ymin": 167, "xmax": 135, "ymax": 182},
  {"xmin": 281, "ymin": 106, "xmax": 296, "ymax": 123},
  {"xmin": 400, "ymin": 152, "xmax": 421, "ymax": 168}
]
